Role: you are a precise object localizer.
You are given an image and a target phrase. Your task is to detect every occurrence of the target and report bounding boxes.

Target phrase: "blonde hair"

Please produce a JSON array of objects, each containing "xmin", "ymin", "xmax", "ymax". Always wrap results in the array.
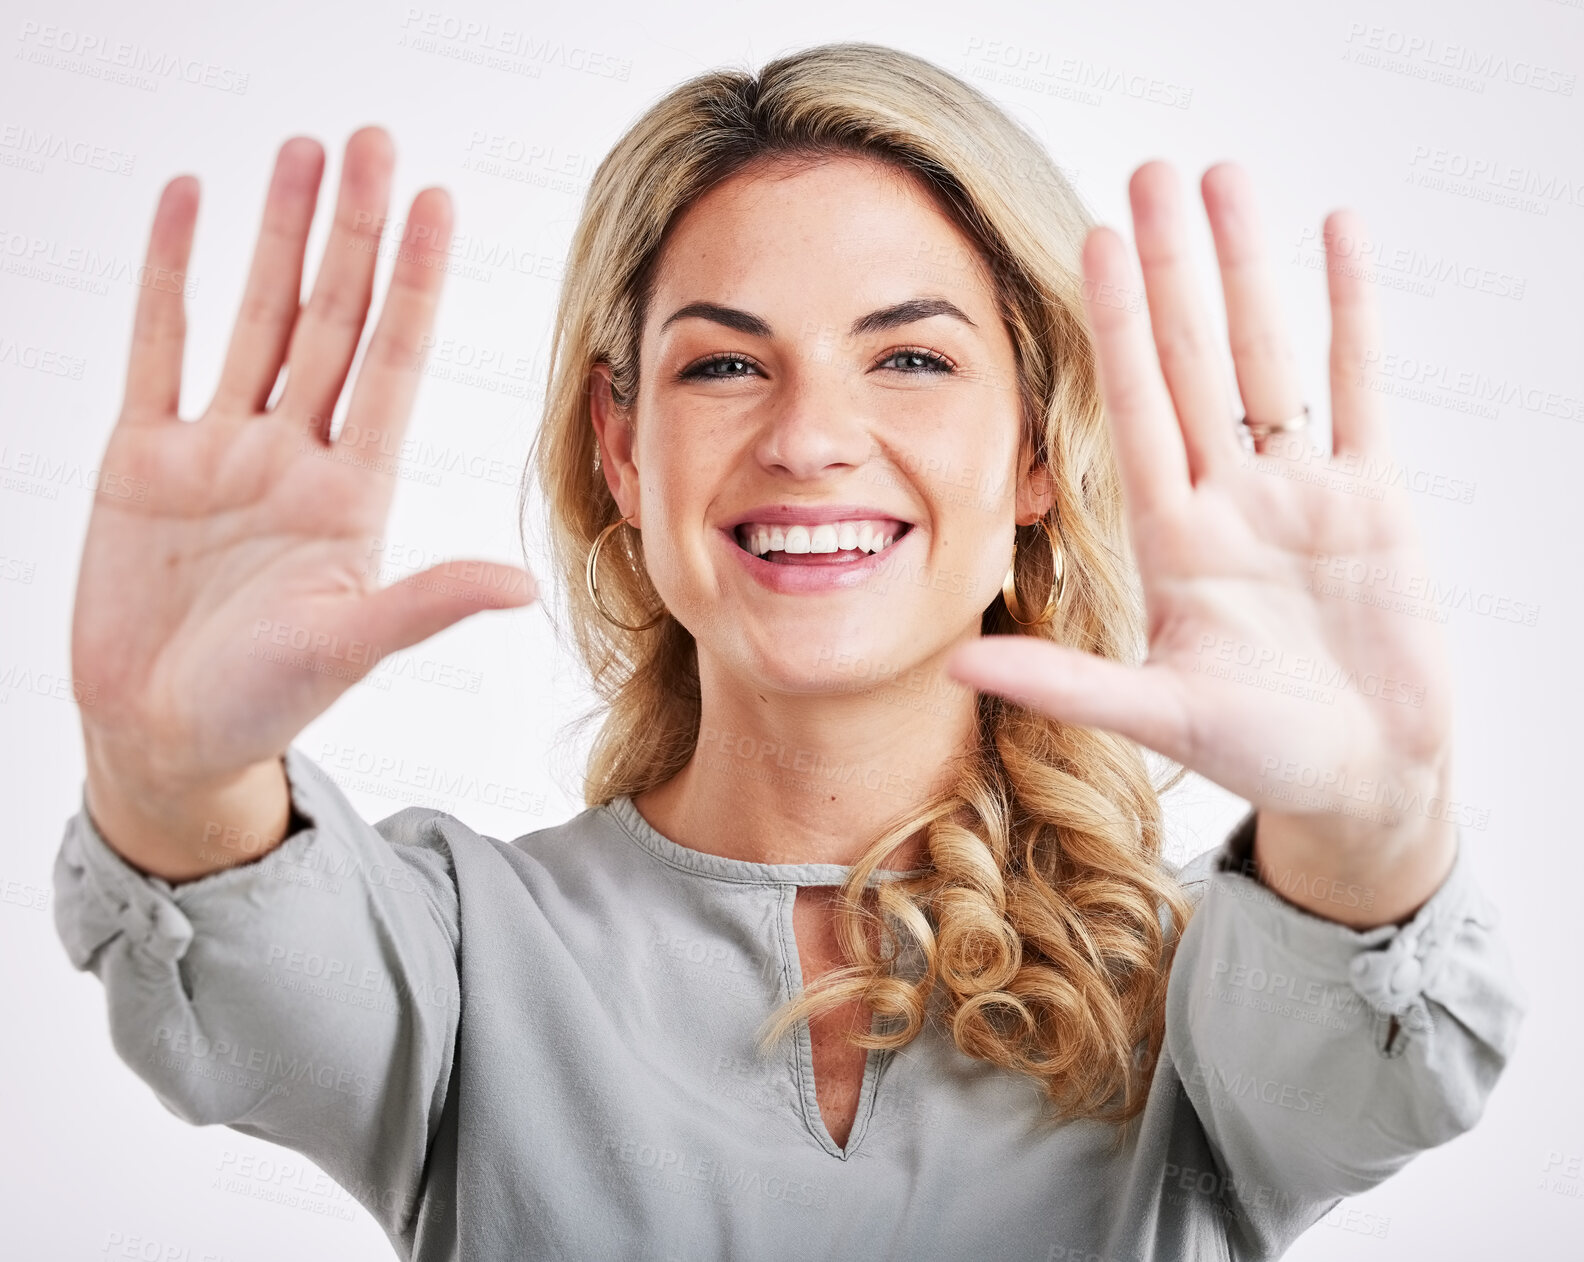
[{"xmin": 524, "ymin": 40, "xmax": 1192, "ymax": 1125}]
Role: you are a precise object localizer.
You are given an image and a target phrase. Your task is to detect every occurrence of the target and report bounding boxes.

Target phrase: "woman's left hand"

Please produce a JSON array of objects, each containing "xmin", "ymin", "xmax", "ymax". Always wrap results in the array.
[{"xmin": 946, "ymin": 161, "xmax": 1457, "ymax": 928}]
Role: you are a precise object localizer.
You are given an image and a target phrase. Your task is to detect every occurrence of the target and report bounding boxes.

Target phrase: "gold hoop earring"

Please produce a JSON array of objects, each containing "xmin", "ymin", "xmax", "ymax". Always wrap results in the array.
[
  {"xmin": 1001, "ymin": 510, "xmax": 1066, "ymax": 627},
  {"xmin": 586, "ymin": 515, "xmax": 666, "ymax": 632}
]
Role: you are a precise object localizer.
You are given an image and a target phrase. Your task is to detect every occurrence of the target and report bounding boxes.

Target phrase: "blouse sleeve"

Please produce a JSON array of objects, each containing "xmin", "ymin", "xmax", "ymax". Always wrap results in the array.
[
  {"xmin": 51, "ymin": 744, "xmax": 463, "ymax": 1246},
  {"xmin": 1165, "ymin": 809, "xmax": 1525, "ymax": 1260}
]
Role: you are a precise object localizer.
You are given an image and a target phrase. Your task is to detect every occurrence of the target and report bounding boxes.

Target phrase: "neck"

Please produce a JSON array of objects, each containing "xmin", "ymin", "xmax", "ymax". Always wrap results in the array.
[{"xmin": 632, "ymin": 647, "xmax": 980, "ymax": 870}]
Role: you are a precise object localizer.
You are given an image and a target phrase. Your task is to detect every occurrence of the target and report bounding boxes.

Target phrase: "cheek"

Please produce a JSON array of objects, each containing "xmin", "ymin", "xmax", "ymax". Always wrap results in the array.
[
  {"xmin": 875, "ymin": 382, "xmax": 1019, "ymax": 479},
  {"xmin": 930, "ymin": 503, "xmax": 1012, "ymax": 607},
  {"xmin": 632, "ymin": 411, "xmax": 733, "ymax": 585},
  {"xmin": 916, "ymin": 451, "xmax": 1020, "ymax": 600},
  {"xmin": 635, "ymin": 406, "xmax": 720, "ymax": 517}
]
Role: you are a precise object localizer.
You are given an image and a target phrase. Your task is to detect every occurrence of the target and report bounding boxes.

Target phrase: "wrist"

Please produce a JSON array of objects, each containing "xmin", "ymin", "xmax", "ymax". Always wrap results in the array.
[{"xmin": 81, "ymin": 734, "xmax": 293, "ymax": 882}]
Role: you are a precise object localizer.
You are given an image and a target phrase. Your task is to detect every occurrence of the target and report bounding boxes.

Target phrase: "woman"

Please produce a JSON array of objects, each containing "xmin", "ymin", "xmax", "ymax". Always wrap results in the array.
[{"xmin": 54, "ymin": 41, "xmax": 1521, "ymax": 1261}]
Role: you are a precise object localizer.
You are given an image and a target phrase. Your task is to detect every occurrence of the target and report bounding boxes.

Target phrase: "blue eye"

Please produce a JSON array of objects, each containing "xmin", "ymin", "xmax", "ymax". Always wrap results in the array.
[{"xmin": 880, "ymin": 347, "xmax": 955, "ymax": 374}]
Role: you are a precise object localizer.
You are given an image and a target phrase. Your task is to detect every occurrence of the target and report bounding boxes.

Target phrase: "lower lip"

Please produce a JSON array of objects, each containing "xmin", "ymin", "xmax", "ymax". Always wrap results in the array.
[{"xmin": 720, "ymin": 527, "xmax": 914, "ymax": 594}]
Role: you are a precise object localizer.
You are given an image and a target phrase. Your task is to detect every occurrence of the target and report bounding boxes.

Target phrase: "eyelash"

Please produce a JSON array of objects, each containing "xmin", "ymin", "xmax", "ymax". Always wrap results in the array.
[{"xmin": 678, "ymin": 346, "xmax": 957, "ymax": 381}]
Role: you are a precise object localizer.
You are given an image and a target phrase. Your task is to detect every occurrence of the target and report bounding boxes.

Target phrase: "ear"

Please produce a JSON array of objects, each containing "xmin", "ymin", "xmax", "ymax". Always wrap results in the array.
[
  {"xmin": 588, "ymin": 362, "xmax": 642, "ymax": 526},
  {"xmin": 1014, "ymin": 445, "xmax": 1054, "ymax": 526}
]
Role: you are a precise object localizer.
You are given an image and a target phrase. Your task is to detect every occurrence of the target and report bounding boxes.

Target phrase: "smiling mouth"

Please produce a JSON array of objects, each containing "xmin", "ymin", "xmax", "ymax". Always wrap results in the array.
[{"xmin": 732, "ymin": 519, "xmax": 913, "ymax": 565}]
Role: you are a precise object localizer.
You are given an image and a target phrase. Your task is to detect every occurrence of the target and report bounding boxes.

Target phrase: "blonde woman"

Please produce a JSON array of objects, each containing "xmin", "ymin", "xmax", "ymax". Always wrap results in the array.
[{"xmin": 55, "ymin": 42, "xmax": 1521, "ymax": 1262}]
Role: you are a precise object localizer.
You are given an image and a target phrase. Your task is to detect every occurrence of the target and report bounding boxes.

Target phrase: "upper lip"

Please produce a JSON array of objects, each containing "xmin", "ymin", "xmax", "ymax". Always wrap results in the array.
[{"xmin": 722, "ymin": 503, "xmax": 916, "ymax": 529}]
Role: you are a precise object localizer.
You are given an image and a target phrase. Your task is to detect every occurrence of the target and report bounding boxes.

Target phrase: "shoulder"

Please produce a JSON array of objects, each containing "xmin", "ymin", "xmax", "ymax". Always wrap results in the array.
[
  {"xmin": 1157, "ymin": 806, "xmax": 1259, "ymax": 925},
  {"xmin": 283, "ymin": 747, "xmax": 622, "ymax": 942},
  {"xmin": 350, "ymin": 775, "xmax": 634, "ymax": 894}
]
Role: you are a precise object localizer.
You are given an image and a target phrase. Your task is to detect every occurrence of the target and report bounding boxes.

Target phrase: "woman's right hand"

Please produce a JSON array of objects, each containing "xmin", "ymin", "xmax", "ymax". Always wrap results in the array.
[{"xmin": 71, "ymin": 128, "xmax": 536, "ymax": 878}]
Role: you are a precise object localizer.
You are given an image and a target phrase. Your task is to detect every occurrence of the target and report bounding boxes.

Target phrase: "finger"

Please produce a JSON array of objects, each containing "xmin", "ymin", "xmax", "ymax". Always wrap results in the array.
[
  {"xmin": 1081, "ymin": 226, "xmax": 1192, "ymax": 523},
  {"xmin": 352, "ymin": 560, "xmax": 537, "ymax": 656},
  {"xmin": 1129, "ymin": 162, "xmax": 1240, "ymax": 483},
  {"xmin": 121, "ymin": 175, "xmax": 199, "ymax": 421},
  {"xmin": 1201, "ymin": 163, "xmax": 1312, "ymax": 465},
  {"xmin": 1324, "ymin": 209, "xmax": 1391, "ymax": 463},
  {"xmin": 946, "ymin": 638, "xmax": 1189, "ymax": 764},
  {"xmin": 209, "ymin": 137, "xmax": 325, "ymax": 416},
  {"xmin": 334, "ymin": 186, "xmax": 452, "ymax": 473},
  {"xmin": 278, "ymin": 126, "xmax": 395, "ymax": 440}
]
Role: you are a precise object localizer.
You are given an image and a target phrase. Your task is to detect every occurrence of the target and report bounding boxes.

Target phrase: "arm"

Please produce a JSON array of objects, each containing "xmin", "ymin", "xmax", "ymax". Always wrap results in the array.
[
  {"xmin": 55, "ymin": 744, "xmax": 462, "ymax": 1244},
  {"xmin": 1247, "ymin": 749, "xmax": 1459, "ymax": 931},
  {"xmin": 1164, "ymin": 808, "xmax": 1525, "ymax": 1259}
]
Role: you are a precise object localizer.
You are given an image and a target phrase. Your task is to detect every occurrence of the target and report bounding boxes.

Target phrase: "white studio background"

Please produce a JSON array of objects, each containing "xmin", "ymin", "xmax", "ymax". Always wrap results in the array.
[{"xmin": 1, "ymin": 0, "xmax": 1579, "ymax": 1257}]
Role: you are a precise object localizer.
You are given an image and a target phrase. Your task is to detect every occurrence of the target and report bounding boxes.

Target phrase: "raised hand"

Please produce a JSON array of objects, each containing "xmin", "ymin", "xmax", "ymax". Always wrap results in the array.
[
  {"xmin": 72, "ymin": 128, "xmax": 535, "ymax": 877},
  {"xmin": 947, "ymin": 161, "xmax": 1457, "ymax": 926}
]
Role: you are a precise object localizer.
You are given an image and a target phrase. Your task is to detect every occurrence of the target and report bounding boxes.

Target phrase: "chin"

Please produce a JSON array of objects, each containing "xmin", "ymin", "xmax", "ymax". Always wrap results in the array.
[{"xmin": 721, "ymin": 617, "xmax": 947, "ymax": 698}]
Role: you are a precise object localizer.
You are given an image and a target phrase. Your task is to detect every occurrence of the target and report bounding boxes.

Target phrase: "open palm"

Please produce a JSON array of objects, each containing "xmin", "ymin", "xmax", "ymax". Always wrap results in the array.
[
  {"xmin": 948, "ymin": 162, "xmax": 1452, "ymax": 851},
  {"xmin": 73, "ymin": 129, "xmax": 534, "ymax": 792}
]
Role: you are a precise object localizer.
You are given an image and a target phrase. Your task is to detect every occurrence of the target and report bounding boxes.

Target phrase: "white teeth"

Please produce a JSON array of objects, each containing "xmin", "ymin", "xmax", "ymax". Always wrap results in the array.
[{"xmin": 738, "ymin": 518, "xmax": 907, "ymax": 558}]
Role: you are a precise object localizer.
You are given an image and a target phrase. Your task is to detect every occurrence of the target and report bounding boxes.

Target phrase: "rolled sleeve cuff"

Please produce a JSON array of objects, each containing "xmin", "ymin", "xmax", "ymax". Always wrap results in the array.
[
  {"xmin": 1195, "ymin": 808, "xmax": 1503, "ymax": 1023},
  {"xmin": 53, "ymin": 748, "xmax": 327, "ymax": 972}
]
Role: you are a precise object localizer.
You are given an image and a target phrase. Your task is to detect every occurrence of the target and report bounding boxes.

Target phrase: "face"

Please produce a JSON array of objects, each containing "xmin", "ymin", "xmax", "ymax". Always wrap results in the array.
[{"xmin": 591, "ymin": 154, "xmax": 1051, "ymax": 698}]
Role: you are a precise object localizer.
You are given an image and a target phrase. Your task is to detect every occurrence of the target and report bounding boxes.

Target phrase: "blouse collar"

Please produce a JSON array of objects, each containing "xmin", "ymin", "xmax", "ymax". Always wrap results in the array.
[{"xmin": 601, "ymin": 794, "xmax": 932, "ymax": 888}]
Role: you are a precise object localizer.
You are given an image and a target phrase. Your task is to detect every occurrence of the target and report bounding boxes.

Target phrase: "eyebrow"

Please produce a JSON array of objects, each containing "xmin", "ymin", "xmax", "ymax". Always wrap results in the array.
[{"xmin": 658, "ymin": 296, "xmax": 977, "ymax": 339}]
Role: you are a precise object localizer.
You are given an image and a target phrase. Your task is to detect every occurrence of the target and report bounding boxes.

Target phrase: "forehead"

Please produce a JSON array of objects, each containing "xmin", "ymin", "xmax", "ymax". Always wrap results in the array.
[{"xmin": 646, "ymin": 153, "xmax": 998, "ymax": 318}]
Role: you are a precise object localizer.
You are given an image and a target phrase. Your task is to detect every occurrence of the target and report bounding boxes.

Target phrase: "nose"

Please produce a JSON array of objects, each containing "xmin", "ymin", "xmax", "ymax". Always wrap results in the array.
[{"xmin": 752, "ymin": 368, "xmax": 875, "ymax": 479}]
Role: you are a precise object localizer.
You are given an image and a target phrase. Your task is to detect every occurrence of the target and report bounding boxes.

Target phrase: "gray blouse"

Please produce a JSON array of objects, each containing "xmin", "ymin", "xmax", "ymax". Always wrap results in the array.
[{"xmin": 52, "ymin": 745, "xmax": 1523, "ymax": 1261}]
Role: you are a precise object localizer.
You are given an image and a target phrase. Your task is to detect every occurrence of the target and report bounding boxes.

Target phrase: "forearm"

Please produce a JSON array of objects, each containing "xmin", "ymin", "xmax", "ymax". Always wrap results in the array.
[
  {"xmin": 1248, "ymin": 754, "xmax": 1459, "ymax": 929},
  {"xmin": 82, "ymin": 726, "xmax": 293, "ymax": 884}
]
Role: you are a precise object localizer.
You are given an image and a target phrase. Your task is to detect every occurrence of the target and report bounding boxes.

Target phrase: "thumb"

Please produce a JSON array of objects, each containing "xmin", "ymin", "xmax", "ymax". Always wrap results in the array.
[
  {"xmin": 354, "ymin": 559, "xmax": 537, "ymax": 655},
  {"xmin": 946, "ymin": 636, "xmax": 1186, "ymax": 758}
]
